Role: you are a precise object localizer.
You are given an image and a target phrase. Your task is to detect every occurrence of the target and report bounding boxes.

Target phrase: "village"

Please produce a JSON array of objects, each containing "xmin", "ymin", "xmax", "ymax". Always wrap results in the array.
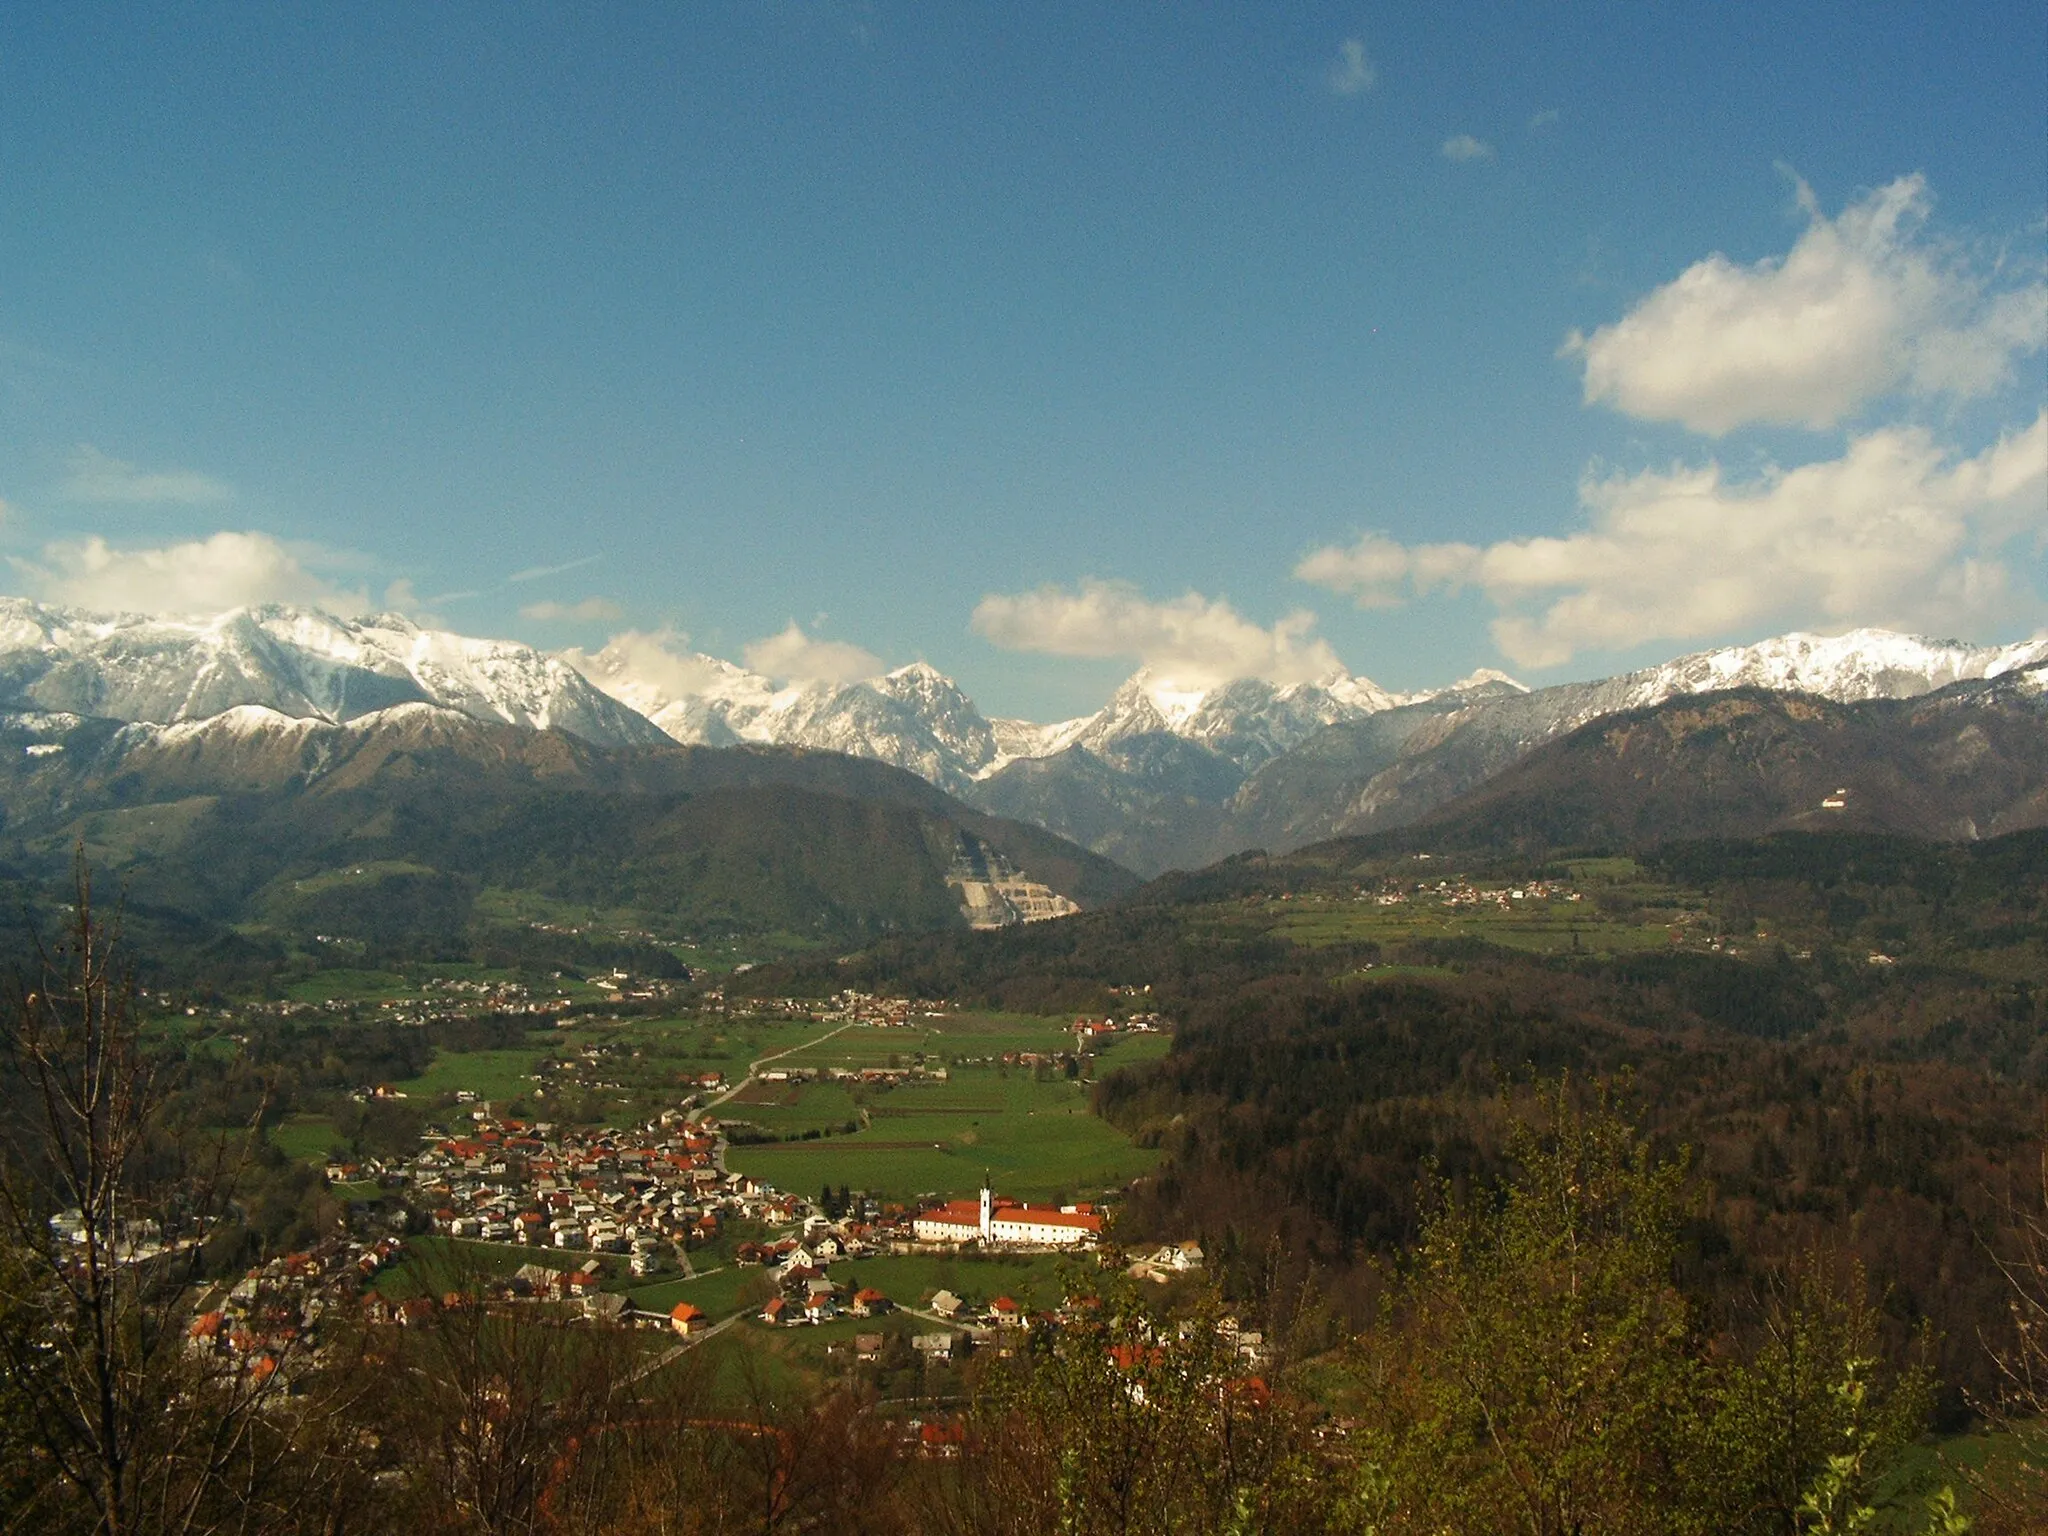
[
  {"xmin": 168, "ymin": 1020, "xmax": 1212, "ymax": 1402},
  {"xmin": 1364, "ymin": 875, "xmax": 1584, "ymax": 910}
]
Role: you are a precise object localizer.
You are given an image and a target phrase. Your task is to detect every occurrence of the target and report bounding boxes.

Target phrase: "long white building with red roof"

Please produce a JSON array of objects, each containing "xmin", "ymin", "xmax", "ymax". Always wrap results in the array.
[{"xmin": 912, "ymin": 1183, "xmax": 1103, "ymax": 1248}]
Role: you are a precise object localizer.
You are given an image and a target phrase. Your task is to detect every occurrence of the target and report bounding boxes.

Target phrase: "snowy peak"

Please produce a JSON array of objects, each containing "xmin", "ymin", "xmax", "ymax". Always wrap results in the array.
[
  {"xmin": 567, "ymin": 635, "xmax": 1002, "ymax": 790},
  {"xmin": 0, "ymin": 599, "xmax": 668, "ymax": 749},
  {"xmin": 1616, "ymin": 628, "xmax": 2048, "ymax": 713},
  {"xmin": 571, "ymin": 636, "xmax": 1441, "ymax": 785},
  {"xmin": 1058, "ymin": 666, "xmax": 1416, "ymax": 774},
  {"xmin": 9, "ymin": 596, "xmax": 2037, "ymax": 851},
  {"xmin": 1443, "ymin": 668, "xmax": 1530, "ymax": 697}
]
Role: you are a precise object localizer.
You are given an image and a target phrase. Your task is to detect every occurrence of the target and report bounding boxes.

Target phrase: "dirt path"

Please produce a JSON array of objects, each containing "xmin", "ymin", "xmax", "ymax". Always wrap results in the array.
[
  {"xmin": 628, "ymin": 1310, "xmax": 743, "ymax": 1382},
  {"xmin": 697, "ymin": 1020, "xmax": 862, "ymax": 1119}
]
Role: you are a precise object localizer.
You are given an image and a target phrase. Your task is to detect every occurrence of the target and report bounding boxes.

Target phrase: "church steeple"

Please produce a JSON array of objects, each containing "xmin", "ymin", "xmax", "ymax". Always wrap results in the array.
[{"xmin": 979, "ymin": 1174, "xmax": 993, "ymax": 1239}]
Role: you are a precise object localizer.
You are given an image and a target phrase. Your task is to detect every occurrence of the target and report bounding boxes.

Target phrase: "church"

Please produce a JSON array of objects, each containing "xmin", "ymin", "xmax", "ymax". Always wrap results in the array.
[{"xmin": 912, "ymin": 1181, "xmax": 1104, "ymax": 1248}]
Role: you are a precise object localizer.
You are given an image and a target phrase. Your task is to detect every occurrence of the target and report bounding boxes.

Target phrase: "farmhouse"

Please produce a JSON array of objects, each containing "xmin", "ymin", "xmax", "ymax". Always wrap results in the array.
[{"xmin": 669, "ymin": 1301, "xmax": 708, "ymax": 1336}]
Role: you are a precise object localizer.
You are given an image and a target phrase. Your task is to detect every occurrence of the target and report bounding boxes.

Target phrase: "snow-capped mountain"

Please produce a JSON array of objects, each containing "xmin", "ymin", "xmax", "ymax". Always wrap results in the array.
[
  {"xmin": 570, "ymin": 632, "xmax": 1440, "ymax": 788},
  {"xmin": 738, "ymin": 663, "xmax": 1002, "ymax": 792},
  {"xmin": 569, "ymin": 635, "xmax": 1004, "ymax": 792},
  {"xmin": 0, "ymin": 600, "xmax": 668, "ymax": 749},
  {"xmin": 1591, "ymin": 628, "xmax": 2048, "ymax": 716},
  {"xmin": 4, "ymin": 595, "xmax": 2041, "ymax": 875},
  {"xmin": 1433, "ymin": 629, "xmax": 2048, "ymax": 768},
  {"xmin": 1220, "ymin": 628, "xmax": 2048, "ymax": 861},
  {"xmin": 1034, "ymin": 670, "xmax": 1413, "ymax": 774}
]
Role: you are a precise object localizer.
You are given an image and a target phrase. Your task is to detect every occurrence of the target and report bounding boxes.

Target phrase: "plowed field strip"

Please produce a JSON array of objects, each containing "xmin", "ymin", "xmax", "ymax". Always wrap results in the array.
[{"xmin": 868, "ymin": 1107, "xmax": 999, "ymax": 1116}]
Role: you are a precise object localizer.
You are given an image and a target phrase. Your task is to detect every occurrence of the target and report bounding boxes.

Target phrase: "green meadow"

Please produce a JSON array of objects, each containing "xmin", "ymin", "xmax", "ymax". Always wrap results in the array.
[
  {"xmin": 1262, "ymin": 894, "xmax": 1679, "ymax": 955},
  {"xmin": 825, "ymin": 1250, "xmax": 1073, "ymax": 1313},
  {"xmin": 627, "ymin": 1264, "xmax": 763, "ymax": 1320},
  {"xmin": 388, "ymin": 1045, "xmax": 550, "ymax": 1102},
  {"xmin": 282, "ymin": 968, "xmax": 418, "ymax": 1004},
  {"xmin": 373, "ymin": 1235, "xmax": 628, "ymax": 1298},
  {"xmin": 267, "ymin": 1113, "xmax": 343, "ymax": 1163},
  {"xmin": 723, "ymin": 1067, "xmax": 1156, "ymax": 1202}
]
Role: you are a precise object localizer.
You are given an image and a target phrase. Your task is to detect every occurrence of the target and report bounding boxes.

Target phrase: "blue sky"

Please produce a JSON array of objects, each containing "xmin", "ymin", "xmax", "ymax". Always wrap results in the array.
[{"xmin": 2, "ymin": 3, "xmax": 2043, "ymax": 720}]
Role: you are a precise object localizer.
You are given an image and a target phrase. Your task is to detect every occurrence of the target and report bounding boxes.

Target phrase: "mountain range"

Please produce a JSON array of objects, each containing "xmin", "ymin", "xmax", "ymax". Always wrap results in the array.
[
  {"xmin": 1, "ymin": 597, "xmax": 2043, "ymax": 886},
  {"xmin": 0, "ymin": 698, "xmax": 1138, "ymax": 967}
]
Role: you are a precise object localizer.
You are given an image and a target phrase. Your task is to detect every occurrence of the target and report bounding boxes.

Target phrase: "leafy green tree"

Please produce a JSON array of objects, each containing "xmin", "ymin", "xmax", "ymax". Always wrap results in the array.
[
  {"xmin": 1341, "ymin": 1084, "xmax": 1961, "ymax": 1536},
  {"xmin": 1695, "ymin": 1260, "xmax": 1937, "ymax": 1535},
  {"xmin": 930, "ymin": 1277, "xmax": 1329, "ymax": 1535},
  {"xmin": 1345, "ymin": 1082, "xmax": 1700, "ymax": 1534}
]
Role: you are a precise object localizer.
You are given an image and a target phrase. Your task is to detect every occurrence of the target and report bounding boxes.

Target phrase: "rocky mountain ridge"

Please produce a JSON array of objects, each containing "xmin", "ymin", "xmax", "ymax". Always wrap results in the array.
[
  {"xmin": 1378, "ymin": 661, "xmax": 2048, "ymax": 854},
  {"xmin": 1217, "ymin": 629, "xmax": 2048, "ymax": 862},
  {"xmin": 2, "ymin": 597, "xmax": 2041, "ymax": 873},
  {"xmin": 0, "ymin": 600, "xmax": 666, "ymax": 749}
]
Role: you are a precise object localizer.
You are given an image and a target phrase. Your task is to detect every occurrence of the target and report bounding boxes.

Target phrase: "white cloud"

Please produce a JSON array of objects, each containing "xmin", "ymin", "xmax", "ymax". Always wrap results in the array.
[
  {"xmin": 10, "ymin": 531, "xmax": 371, "ymax": 616},
  {"xmin": 1529, "ymin": 108, "xmax": 1559, "ymax": 128},
  {"xmin": 1441, "ymin": 134, "xmax": 1494, "ymax": 162},
  {"xmin": 1329, "ymin": 37, "xmax": 1375, "ymax": 95},
  {"xmin": 1296, "ymin": 535, "xmax": 1479, "ymax": 608},
  {"xmin": 742, "ymin": 622, "xmax": 883, "ymax": 685},
  {"xmin": 508, "ymin": 553, "xmax": 602, "ymax": 583},
  {"xmin": 520, "ymin": 596, "xmax": 624, "ymax": 623},
  {"xmin": 565, "ymin": 629, "xmax": 738, "ymax": 703},
  {"xmin": 62, "ymin": 443, "xmax": 231, "ymax": 505},
  {"xmin": 971, "ymin": 579, "xmax": 1344, "ymax": 688},
  {"xmin": 1566, "ymin": 175, "xmax": 2048, "ymax": 435},
  {"xmin": 383, "ymin": 578, "xmax": 422, "ymax": 611},
  {"xmin": 1298, "ymin": 411, "xmax": 2048, "ymax": 668}
]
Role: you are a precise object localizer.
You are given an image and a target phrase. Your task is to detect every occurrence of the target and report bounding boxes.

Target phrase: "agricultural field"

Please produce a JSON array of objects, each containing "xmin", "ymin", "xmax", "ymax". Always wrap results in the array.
[
  {"xmin": 388, "ymin": 1044, "xmax": 553, "ymax": 1103},
  {"xmin": 253, "ymin": 997, "xmax": 1169, "ymax": 1203},
  {"xmin": 262, "ymin": 958, "xmax": 610, "ymax": 1008},
  {"xmin": 369, "ymin": 1012, "xmax": 845, "ymax": 1119},
  {"xmin": 723, "ymin": 1066, "xmax": 1157, "ymax": 1202},
  {"xmin": 268, "ymin": 1113, "xmax": 343, "ymax": 1163},
  {"xmin": 704, "ymin": 1012, "xmax": 1169, "ymax": 1201},
  {"xmin": 282, "ymin": 968, "xmax": 419, "ymax": 1004},
  {"xmin": 1257, "ymin": 891, "xmax": 1680, "ymax": 955},
  {"xmin": 1200, "ymin": 852, "xmax": 1718, "ymax": 958},
  {"xmin": 1096, "ymin": 1030, "xmax": 1173, "ymax": 1067},
  {"xmin": 822, "ymin": 1249, "xmax": 1074, "ymax": 1314}
]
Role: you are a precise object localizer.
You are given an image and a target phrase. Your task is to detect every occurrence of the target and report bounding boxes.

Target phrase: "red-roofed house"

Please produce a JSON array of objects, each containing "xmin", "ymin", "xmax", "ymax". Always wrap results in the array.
[{"xmin": 669, "ymin": 1301, "xmax": 708, "ymax": 1336}]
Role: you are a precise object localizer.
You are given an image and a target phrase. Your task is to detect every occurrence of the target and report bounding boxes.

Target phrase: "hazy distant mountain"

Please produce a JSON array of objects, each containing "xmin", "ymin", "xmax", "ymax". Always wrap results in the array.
[{"xmin": 964, "ymin": 669, "xmax": 1516, "ymax": 870}]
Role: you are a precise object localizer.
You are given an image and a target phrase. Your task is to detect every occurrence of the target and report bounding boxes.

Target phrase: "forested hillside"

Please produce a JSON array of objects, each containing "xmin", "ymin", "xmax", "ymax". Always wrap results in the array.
[
  {"xmin": 0, "ymin": 709, "xmax": 1136, "ymax": 987},
  {"xmin": 748, "ymin": 831, "xmax": 2048, "ymax": 1418}
]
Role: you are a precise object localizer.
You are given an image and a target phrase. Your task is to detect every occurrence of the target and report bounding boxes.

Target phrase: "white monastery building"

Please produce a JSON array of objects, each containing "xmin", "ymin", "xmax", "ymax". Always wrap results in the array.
[{"xmin": 913, "ymin": 1183, "xmax": 1103, "ymax": 1248}]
